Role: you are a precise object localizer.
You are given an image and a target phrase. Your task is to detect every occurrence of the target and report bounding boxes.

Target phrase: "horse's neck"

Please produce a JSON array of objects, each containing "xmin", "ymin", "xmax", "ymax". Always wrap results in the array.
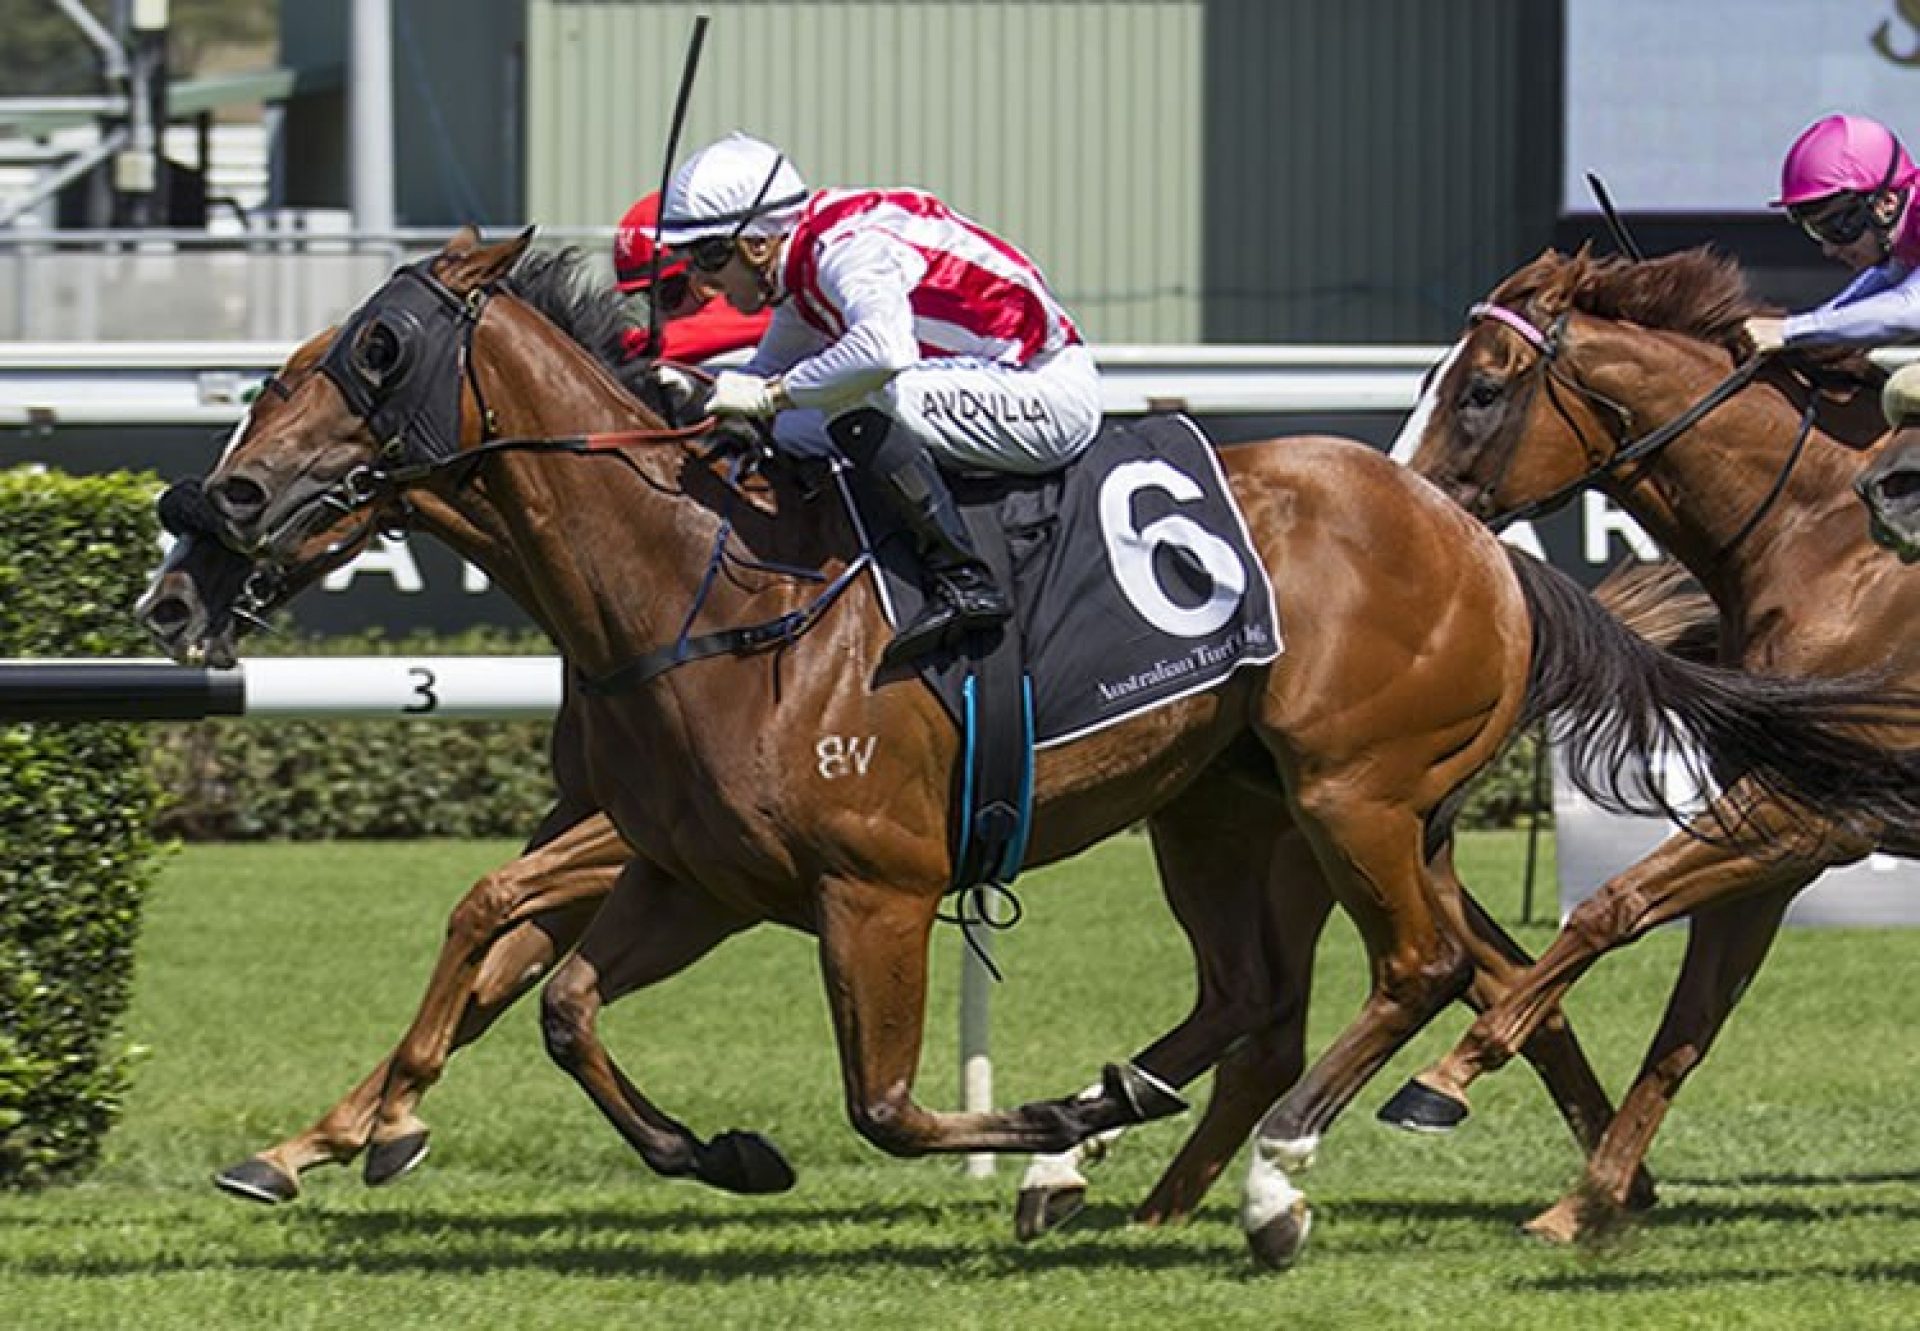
[
  {"xmin": 427, "ymin": 312, "xmax": 763, "ymax": 678},
  {"xmin": 1600, "ymin": 367, "xmax": 1846, "ymax": 602}
]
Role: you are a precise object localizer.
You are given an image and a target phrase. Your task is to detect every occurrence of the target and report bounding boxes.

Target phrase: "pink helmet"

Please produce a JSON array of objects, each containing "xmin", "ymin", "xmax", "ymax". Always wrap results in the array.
[{"xmin": 1772, "ymin": 113, "xmax": 1916, "ymax": 207}]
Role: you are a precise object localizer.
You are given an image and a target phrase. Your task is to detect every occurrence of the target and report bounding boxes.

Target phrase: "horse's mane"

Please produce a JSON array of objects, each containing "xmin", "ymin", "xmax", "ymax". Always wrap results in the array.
[
  {"xmin": 1493, "ymin": 245, "xmax": 1884, "ymax": 389},
  {"xmin": 505, "ymin": 246, "xmax": 654, "ymax": 399}
]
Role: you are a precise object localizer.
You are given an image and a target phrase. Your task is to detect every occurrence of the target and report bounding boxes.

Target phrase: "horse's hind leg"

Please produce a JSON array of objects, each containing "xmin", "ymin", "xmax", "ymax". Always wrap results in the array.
[
  {"xmin": 212, "ymin": 810, "xmax": 625, "ymax": 1205},
  {"xmin": 1129, "ymin": 819, "xmax": 1331, "ymax": 1229},
  {"xmin": 1524, "ymin": 886, "xmax": 1793, "ymax": 1244},
  {"xmin": 1132, "ymin": 838, "xmax": 1633, "ymax": 1234},
  {"xmin": 538, "ymin": 860, "xmax": 790, "ymax": 1193},
  {"xmin": 1016, "ymin": 775, "xmax": 1330, "ymax": 1239}
]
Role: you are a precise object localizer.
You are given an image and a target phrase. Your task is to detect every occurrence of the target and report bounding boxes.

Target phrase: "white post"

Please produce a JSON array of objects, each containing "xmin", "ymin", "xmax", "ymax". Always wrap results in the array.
[
  {"xmin": 960, "ymin": 930, "xmax": 995, "ymax": 1178},
  {"xmin": 349, "ymin": 0, "xmax": 395, "ymax": 234}
]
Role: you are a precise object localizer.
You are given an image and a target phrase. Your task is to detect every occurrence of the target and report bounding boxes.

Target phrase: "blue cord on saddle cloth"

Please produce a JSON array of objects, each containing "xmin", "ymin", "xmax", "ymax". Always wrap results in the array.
[{"xmin": 841, "ymin": 413, "xmax": 1284, "ymax": 976}]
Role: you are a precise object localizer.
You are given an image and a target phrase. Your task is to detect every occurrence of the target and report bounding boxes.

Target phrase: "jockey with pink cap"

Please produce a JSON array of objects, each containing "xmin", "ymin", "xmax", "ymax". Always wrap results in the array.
[
  {"xmin": 656, "ymin": 131, "xmax": 1103, "ymax": 667},
  {"xmin": 1745, "ymin": 113, "xmax": 1920, "ymax": 355}
]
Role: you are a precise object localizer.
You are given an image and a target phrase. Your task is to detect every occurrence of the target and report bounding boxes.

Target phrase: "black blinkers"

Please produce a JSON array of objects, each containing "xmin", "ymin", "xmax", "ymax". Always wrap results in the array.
[{"xmin": 316, "ymin": 259, "xmax": 485, "ymax": 467}]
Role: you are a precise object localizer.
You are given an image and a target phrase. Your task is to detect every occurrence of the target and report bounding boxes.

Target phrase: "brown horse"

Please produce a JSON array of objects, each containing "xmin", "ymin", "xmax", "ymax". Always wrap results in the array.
[
  {"xmin": 139, "ymin": 247, "xmax": 1624, "ymax": 1247},
  {"xmin": 147, "ymin": 229, "xmax": 1920, "ymax": 1267},
  {"xmin": 1392, "ymin": 244, "xmax": 1920, "ymax": 1242}
]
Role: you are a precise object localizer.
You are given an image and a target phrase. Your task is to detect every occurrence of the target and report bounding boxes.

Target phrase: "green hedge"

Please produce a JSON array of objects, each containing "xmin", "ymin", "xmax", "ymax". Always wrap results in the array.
[
  {"xmin": 1459, "ymin": 726, "xmax": 1551, "ymax": 831},
  {"xmin": 0, "ymin": 467, "xmax": 166, "ymax": 1187},
  {"xmin": 149, "ymin": 627, "xmax": 558, "ymax": 841}
]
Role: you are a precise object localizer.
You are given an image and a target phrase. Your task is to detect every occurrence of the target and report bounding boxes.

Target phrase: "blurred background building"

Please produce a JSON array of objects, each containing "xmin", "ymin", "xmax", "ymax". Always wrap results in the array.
[{"xmin": 5, "ymin": 0, "xmax": 1907, "ymax": 346}]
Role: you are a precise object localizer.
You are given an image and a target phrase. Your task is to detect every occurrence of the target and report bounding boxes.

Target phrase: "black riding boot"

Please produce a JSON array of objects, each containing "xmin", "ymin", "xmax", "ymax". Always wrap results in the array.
[{"xmin": 829, "ymin": 409, "xmax": 1012, "ymax": 666}]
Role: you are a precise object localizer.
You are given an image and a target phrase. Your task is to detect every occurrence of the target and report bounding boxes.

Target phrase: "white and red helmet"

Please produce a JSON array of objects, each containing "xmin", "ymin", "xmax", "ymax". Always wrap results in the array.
[{"xmin": 657, "ymin": 132, "xmax": 809, "ymax": 247}]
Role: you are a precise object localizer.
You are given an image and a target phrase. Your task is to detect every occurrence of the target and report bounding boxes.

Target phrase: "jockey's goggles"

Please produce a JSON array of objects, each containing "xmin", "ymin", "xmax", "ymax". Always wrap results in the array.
[
  {"xmin": 681, "ymin": 235, "xmax": 738, "ymax": 274},
  {"xmin": 1788, "ymin": 141, "xmax": 1902, "ymax": 247},
  {"xmin": 652, "ymin": 268, "xmax": 697, "ymax": 315},
  {"xmin": 1790, "ymin": 193, "xmax": 1879, "ymax": 246}
]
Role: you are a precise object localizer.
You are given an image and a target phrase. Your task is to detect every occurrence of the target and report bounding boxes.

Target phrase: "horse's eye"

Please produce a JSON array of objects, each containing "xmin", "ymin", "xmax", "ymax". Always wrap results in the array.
[
  {"xmin": 357, "ymin": 322, "xmax": 402, "ymax": 377},
  {"xmin": 1461, "ymin": 375, "xmax": 1503, "ymax": 412}
]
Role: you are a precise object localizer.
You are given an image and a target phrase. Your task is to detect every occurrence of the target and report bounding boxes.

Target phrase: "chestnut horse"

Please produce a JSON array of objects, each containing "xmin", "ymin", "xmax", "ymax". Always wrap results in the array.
[
  {"xmin": 149, "ymin": 230, "xmax": 1920, "ymax": 1267},
  {"xmin": 1392, "ymin": 244, "xmax": 1920, "ymax": 1242},
  {"xmin": 140, "ymin": 248, "xmax": 1628, "ymax": 1253}
]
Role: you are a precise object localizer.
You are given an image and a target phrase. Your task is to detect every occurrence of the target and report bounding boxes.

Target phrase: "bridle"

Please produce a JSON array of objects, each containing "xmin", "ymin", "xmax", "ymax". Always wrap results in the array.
[
  {"xmin": 161, "ymin": 253, "xmax": 864, "ymax": 690},
  {"xmin": 160, "ymin": 258, "xmax": 717, "ymax": 603},
  {"xmin": 1462, "ymin": 301, "xmax": 1813, "ymax": 561}
]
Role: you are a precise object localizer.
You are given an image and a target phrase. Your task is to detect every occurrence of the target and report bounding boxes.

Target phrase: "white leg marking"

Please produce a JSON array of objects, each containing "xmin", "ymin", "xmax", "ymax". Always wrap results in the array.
[
  {"xmin": 1240, "ymin": 1132, "xmax": 1319, "ymax": 1236},
  {"xmin": 1017, "ymin": 1081, "xmax": 1123, "ymax": 1193}
]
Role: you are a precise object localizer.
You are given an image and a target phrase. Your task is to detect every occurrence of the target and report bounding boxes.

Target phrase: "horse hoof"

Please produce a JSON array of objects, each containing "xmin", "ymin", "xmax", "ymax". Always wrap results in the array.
[
  {"xmin": 1520, "ymin": 1202, "xmax": 1581, "ymax": 1246},
  {"xmin": 1244, "ymin": 1197, "xmax": 1312, "ymax": 1271},
  {"xmin": 213, "ymin": 1157, "xmax": 300, "ymax": 1205},
  {"xmin": 1523, "ymin": 1189, "xmax": 1629, "ymax": 1246},
  {"xmin": 1376, "ymin": 1078, "xmax": 1469, "ymax": 1133},
  {"xmin": 1014, "ymin": 1182, "xmax": 1086, "ymax": 1242},
  {"xmin": 1625, "ymin": 1168, "xmax": 1658, "ymax": 1213},
  {"xmin": 695, "ymin": 1130, "xmax": 796, "ymax": 1194},
  {"xmin": 363, "ymin": 1131, "xmax": 431, "ymax": 1187}
]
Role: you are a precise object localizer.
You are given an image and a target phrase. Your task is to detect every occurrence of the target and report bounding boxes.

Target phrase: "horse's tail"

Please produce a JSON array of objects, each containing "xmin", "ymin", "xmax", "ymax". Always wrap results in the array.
[
  {"xmin": 1509, "ymin": 548, "xmax": 1920, "ymax": 835},
  {"xmin": 1591, "ymin": 556, "xmax": 1719, "ymax": 664}
]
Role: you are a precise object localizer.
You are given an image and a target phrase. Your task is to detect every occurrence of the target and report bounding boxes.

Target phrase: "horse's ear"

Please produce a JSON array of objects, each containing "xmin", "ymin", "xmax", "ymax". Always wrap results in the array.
[
  {"xmin": 440, "ymin": 226, "xmax": 536, "ymax": 291},
  {"xmin": 446, "ymin": 224, "xmax": 484, "ymax": 256}
]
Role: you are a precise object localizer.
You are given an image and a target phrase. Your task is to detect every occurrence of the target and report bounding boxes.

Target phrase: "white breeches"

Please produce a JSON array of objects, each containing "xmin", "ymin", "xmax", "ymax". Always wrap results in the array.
[{"xmin": 776, "ymin": 344, "xmax": 1103, "ymax": 474}]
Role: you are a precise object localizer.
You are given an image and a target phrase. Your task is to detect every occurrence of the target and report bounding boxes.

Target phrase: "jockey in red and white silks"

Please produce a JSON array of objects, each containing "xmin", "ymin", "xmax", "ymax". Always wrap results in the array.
[
  {"xmin": 753, "ymin": 186, "xmax": 1102, "ymax": 474},
  {"xmin": 657, "ymin": 131, "xmax": 1103, "ymax": 664}
]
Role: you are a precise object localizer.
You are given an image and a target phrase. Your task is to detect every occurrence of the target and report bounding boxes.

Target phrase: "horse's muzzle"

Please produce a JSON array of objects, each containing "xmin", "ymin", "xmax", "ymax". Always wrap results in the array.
[{"xmin": 1855, "ymin": 449, "xmax": 1920, "ymax": 564}]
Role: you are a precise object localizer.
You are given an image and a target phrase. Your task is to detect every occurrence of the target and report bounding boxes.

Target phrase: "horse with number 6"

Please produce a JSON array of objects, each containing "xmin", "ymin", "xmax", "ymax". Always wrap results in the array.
[
  {"xmin": 139, "ymin": 228, "xmax": 1920, "ymax": 1268},
  {"xmin": 1389, "ymin": 243, "xmax": 1920, "ymax": 1242}
]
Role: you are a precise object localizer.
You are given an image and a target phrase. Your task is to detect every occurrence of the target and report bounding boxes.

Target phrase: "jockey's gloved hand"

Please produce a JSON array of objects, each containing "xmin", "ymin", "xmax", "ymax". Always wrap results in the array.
[
  {"xmin": 708, "ymin": 371, "xmax": 788, "ymax": 419},
  {"xmin": 1743, "ymin": 316, "xmax": 1786, "ymax": 356}
]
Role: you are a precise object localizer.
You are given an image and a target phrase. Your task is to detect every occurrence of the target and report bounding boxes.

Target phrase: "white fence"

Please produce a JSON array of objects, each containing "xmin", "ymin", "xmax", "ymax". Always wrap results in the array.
[{"xmin": 0, "ymin": 339, "xmax": 1445, "ymax": 426}]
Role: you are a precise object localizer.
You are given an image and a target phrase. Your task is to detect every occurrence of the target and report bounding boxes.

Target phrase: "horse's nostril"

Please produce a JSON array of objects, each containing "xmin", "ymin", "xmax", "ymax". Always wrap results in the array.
[
  {"xmin": 209, "ymin": 474, "xmax": 268, "ymax": 522},
  {"xmin": 145, "ymin": 594, "xmax": 192, "ymax": 634}
]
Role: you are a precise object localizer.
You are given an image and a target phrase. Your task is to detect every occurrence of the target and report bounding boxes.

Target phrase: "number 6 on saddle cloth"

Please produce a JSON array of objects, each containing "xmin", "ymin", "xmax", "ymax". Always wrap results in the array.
[{"xmin": 840, "ymin": 413, "xmax": 1282, "ymax": 899}]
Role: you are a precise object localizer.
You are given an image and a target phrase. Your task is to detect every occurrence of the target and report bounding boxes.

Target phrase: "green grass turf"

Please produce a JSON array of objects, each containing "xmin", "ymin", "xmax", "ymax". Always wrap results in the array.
[{"xmin": 2, "ymin": 832, "xmax": 1916, "ymax": 1329}]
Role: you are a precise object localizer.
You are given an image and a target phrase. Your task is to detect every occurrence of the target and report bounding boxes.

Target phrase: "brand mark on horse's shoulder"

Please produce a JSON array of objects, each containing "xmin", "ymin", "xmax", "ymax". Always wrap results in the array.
[{"xmin": 816, "ymin": 734, "xmax": 878, "ymax": 779}]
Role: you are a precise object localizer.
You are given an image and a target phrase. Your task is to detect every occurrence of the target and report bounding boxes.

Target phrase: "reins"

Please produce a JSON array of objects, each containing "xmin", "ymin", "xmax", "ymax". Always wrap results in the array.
[
  {"xmin": 1470, "ymin": 302, "xmax": 1814, "ymax": 561},
  {"xmin": 225, "ymin": 259, "xmax": 860, "ymax": 689}
]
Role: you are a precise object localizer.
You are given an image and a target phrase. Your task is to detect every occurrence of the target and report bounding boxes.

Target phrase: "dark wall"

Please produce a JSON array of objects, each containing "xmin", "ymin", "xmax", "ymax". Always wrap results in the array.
[{"xmin": 1201, "ymin": 0, "xmax": 1564, "ymax": 343}]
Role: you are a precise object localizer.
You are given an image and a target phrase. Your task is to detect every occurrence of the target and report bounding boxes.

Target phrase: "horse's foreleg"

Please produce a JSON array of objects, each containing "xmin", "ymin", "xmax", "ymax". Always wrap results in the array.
[
  {"xmin": 1525, "ymin": 886, "xmax": 1795, "ymax": 1244},
  {"xmin": 539, "ymin": 860, "xmax": 786, "ymax": 1193},
  {"xmin": 1379, "ymin": 844, "xmax": 1650, "ymax": 1200},
  {"xmin": 1241, "ymin": 792, "xmax": 1472, "ymax": 1269},
  {"xmin": 212, "ymin": 811, "xmax": 626, "ymax": 1205},
  {"xmin": 363, "ymin": 813, "xmax": 630, "ymax": 1179},
  {"xmin": 1394, "ymin": 814, "xmax": 1817, "ymax": 1127}
]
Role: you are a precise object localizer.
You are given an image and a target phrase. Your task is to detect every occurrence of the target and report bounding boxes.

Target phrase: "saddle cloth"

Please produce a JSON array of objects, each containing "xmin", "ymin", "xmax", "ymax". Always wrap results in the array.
[{"xmin": 838, "ymin": 413, "xmax": 1283, "ymax": 746}]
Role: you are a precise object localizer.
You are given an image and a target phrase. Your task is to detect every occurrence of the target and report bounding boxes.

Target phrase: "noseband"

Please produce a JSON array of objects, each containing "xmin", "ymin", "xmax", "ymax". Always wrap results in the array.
[{"xmin": 1464, "ymin": 301, "xmax": 1804, "ymax": 559}]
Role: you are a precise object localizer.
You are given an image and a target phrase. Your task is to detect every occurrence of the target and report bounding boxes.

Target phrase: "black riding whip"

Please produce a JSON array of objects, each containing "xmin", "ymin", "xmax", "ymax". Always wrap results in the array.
[
  {"xmin": 645, "ymin": 14, "xmax": 711, "ymax": 355},
  {"xmin": 1586, "ymin": 171, "xmax": 1646, "ymax": 262}
]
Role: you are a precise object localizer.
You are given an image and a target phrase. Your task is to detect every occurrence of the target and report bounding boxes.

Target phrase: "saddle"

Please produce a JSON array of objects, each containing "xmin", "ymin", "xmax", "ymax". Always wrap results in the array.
[{"xmin": 841, "ymin": 414, "xmax": 1282, "ymax": 893}]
